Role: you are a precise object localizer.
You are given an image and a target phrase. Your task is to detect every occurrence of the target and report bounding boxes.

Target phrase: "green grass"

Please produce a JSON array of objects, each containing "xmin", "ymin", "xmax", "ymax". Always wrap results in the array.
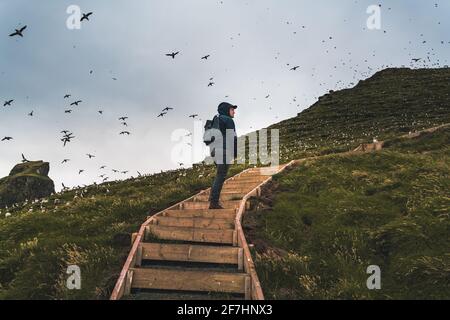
[{"xmin": 246, "ymin": 127, "xmax": 450, "ymax": 299}]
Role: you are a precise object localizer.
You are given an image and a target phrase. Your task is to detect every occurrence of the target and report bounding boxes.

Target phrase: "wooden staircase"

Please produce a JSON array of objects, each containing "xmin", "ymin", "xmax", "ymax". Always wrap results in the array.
[{"xmin": 110, "ymin": 163, "xmax": 294, "ymax": 300}]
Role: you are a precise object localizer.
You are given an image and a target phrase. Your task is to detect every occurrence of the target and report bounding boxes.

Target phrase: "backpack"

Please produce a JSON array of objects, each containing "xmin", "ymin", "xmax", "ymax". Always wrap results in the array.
[{"xmin": 203, "ymin": 115, "xmax": 220, "ymax": 146}]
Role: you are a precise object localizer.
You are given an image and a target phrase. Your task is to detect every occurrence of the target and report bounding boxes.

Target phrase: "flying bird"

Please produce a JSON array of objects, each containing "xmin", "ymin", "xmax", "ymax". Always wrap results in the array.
[
  {"xmin": 201, "ymin": 55, "xmax": 210, "ymax": 60},
  {"xmin": 157, "ymin": 112, "xmax": 167, "ymax": 118},
  {"xmin": 166, "ymin": 51, "xmax": 179, "ymax": 59},
  {"xmin": 118, "ymin": 117, "xmax": 128, "ymax": 121},
  {"xmin": 9, "ymin": 25, "xmax": 27, "ymax": 37},
  {"xmin": 28, "ymin": 111, "xmax": 34, "ymax": 116},
  {"xmin": 86, "ymin": 154, "xmax": 95, "ymax": 159},
  {"xmin": 120, "ymin": 131, "xmax": 130, "ymax": 135},
  {"xmin": 78, "ymin": 170, "xmax": 85, "ymax": 175},
  {"xmin": 64, "ymin": 94, "xmax": 71, "ymax": 99},
  {"xmin": 61, "ymin": 159, "xmax": 70, "ymax": 164},
  {"xmin": 2, "ymin": 137, "xmax": 13, "ymax": 141},
  {"xmin": 162, "ymin": 107, "xmax": 173, "ymax": 112},
  {"xmin": 3, "ymin": 100, "xmax": 13, "ymax": 107},
  {"xmin": 290, "ymin": 66, "xmax": 300, "ymax": 71},
  {"xmin": 80, "ymin": 12, "xmax": 93, "ymax": 22},
  {"xmin": 189, "ymin": 114, "xmax": 199, "ymax": 119},
  {"xmin": 70, "ymin": 100, "xmax": 82, "ymax": 106}
]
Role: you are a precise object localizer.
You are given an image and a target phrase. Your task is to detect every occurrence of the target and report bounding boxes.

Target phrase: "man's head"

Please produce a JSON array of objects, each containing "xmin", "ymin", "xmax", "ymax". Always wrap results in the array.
[{"xmin": 218, "ymin": 102, "xmax": 238, "ymax": 118}]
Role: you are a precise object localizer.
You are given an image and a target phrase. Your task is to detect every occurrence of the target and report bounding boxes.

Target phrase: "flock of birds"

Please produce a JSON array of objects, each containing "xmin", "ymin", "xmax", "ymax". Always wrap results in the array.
[{"xmin": 1, "ymin": 2, "xmax": 449, "ymax": 191}]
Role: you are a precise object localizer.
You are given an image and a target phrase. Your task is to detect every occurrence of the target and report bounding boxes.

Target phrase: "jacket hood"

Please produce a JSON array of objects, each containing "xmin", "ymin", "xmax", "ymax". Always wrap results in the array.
[{"xmin": 218, "ymin": 102, "xmax": 237, "ymax": 116}]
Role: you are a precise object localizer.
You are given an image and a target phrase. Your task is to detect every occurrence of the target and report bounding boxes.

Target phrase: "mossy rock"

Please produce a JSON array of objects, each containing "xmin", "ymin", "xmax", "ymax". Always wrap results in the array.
[{"xmin": 0, "ymin": 161, "xmax": 55, "ymax": 208}]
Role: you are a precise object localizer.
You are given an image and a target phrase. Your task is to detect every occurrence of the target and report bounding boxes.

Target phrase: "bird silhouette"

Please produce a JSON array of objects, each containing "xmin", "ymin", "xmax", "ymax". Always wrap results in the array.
[
  {"xmin": 1, "ymin": 137, "xmax": 13, "ymax": 141},
  {"xmin": 9, "ymin": 25, "xmax": 27, "ymax": 37},
  {"xmin": 70, "ymin": 100, "xmax": 82, "ymax": 106},
  {"xmin": 21, "ymin": 154, "xmax": 29, "ymax": 163},
  {"xmin": 80, "ymin": 12, "xmax": 93, "ymax": 22},
  {"xmin": 61, "ymin": 132, "xmax": 75, "ymax": 146},
  {"xmin": 78, "ymin": 170, "xmax": 84, "ymax": 175},
  {"xmin": 208, "ymin": 82, "xmax": 215, "ymax": 87},
  {"xmin": 201, "ymin": 55, "xmax": 210, "ymax": 60},
  {"xmin": 157, "ymin": 112, "xmax": 167, "ymax": 118},
  {"xmin": 118, "ymin": 116, "xmax": 128, "ymax": 121},
  {"xmin": 412, "ymin": 58, "xmax": 421, "ymax": 62},
  {"xmin": 86, "ymin": 154, "xmax": 95, "ymax": 159},
  {"xmin": 65, "ymin": 110, "xmax": 73, "ymax": 113},
  {"xmin": 189, "ymin": 114, "xmax": 199, "ymax": 119},
  {"xmin": 3, "ymin": 100, "xmax": 13, "ymax": 107},
  {"xmin": 100, "ymin": 165, "xmax": 107, "ymax": 169},
  {"xmin": 120, "ymin": 131, "xmax": 130, "ymax": 135},
  {"xmin": 64, "ymin": 94, "xmax": 71, "ymax": 99},
  {"xmin": 61, "ymin": 159, "xmax": 70, "ymax": 164},
  {"xmin": 166, "ymin": 51, "xmax": 179, "ymax": 59},
  {"xmin": 28, "ymin": 111, "xmax": 33, "ymax": 116},
  {"xmin": 290, "ymin": 66, "xmax": 300, "ymax": 71},
  {"xmin": 162, "ymin": 107, "xmax": 173, "ymax": 112},
  {"xmin": 98, "ymin": 110, "xmax": 103, "ymax": 114}
]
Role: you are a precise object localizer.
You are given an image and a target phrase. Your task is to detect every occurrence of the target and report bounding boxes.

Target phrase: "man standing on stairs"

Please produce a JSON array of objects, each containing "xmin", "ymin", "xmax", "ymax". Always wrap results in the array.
[{"xmin": 208, "ymin": 102, "xmax": 238, "ymax": 210}]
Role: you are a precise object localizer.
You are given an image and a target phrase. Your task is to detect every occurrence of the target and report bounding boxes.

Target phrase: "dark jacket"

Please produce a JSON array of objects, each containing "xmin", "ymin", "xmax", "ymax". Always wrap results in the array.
[{"xmin": 217, "ymin": 102, "xmax": 237, "ymax": 162}]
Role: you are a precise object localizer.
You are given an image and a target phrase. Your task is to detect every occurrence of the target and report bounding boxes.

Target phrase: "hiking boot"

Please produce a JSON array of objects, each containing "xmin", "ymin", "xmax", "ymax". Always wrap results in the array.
[{"xmin": 209, "ymin": 202, "xmax": 224, "ymax": 210}]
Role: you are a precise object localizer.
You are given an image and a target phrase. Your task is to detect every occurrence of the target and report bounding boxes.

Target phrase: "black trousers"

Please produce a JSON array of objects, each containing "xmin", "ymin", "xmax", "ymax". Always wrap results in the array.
[{"xmin": 209, "ymin": 163, "xmax": 230, "ymax": 204}]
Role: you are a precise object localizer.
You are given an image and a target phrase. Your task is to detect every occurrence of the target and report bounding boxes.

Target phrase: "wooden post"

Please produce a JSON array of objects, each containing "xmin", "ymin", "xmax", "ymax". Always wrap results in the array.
[{"xmin": 124, "ymin": 270, "xmax": 134, "ymax": 296}]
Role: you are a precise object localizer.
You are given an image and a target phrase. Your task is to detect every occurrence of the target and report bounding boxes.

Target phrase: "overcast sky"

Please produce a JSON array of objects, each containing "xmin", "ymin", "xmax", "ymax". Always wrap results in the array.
[{"xmin": 0, "ymin": 0, "xmax": 449, "ymax": 190}]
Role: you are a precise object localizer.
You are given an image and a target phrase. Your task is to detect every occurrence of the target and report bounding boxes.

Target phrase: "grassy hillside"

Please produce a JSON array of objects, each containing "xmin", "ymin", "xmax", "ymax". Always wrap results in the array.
[
  {"xmin": 268, "ymin": 68, "xmax": 450, "ymax": 162},
  {"xmin": 0, "ymin": 163, "xmax": 247, "ymax": 299},
  {"xmin": 244, "ymin": 126, "xmax": 450, "ymax": 299},
  {"xmin": 0, "ymin": 67, "xmax": 449, "ymax": 299}
]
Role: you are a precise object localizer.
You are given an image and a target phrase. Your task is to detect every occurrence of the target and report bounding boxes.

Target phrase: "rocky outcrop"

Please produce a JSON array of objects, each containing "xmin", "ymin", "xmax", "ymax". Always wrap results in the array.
[{"xmin": 0, "ymin": 161, "xmax": 55, "ymax": 208}]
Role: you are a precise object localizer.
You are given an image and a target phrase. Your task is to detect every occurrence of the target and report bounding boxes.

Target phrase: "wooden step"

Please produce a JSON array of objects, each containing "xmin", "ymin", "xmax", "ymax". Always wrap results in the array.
[
  {"xmin": 182, "ymin": 200, "xmax": 242, "ymax": 210},
  {"xmin": 162, "ymin": 209, "xmax": 236, "ymax": 219},
  {"xmin": 154, "ymin": 216, "xmax": 234, "ymax": 229},
  {"xmin": 140, "ymin": 243, "xmax": 242, "ymax": 265},
  {"xmin": 146, "ymin": 225, "xmax": 236, "ymax": 244},
  {"xmin": 193, "ymin": 194, "xmax": 244, "ymax": 202},
  {"xmin": 130, "ymin": 267, "xmax": 249, "ymax": 294},
  {"xmin": 224, "ymin": 180, "xmax": 263, "ymax": 186},
  {"xmin": 231, "ymin": 177, "xmax": 267, "ymax": 182}
]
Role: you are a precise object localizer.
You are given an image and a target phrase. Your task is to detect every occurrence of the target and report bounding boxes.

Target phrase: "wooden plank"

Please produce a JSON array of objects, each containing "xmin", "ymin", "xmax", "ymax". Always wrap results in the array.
[
  {"xmin": 163, "ymin": 209, "xmax": 236, "ymax": 219},
  {"xmin": 130, "ymin": 267, "xmax": 249, "ymax": 294},
  {"xmin": 140, "ymin": 243, "xmax": 240, "ymax": 265},
  {"xmin": 155, "ymin": 216, "xmax": 234, "ymax": 229},
  {"xmin": 146, "ymin": 225, "xmax": 235, "ymax": 244},
  {"xmin": 194, "ymin": 194, "xmax": 244, "ymax": 202},
  {"xmin": 182, "ymin": 200, "xmax": 241, "ymax": 210},
  {"xmin": 222, "ymin": 183, "xmax": 261, "ymax": 190}
]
